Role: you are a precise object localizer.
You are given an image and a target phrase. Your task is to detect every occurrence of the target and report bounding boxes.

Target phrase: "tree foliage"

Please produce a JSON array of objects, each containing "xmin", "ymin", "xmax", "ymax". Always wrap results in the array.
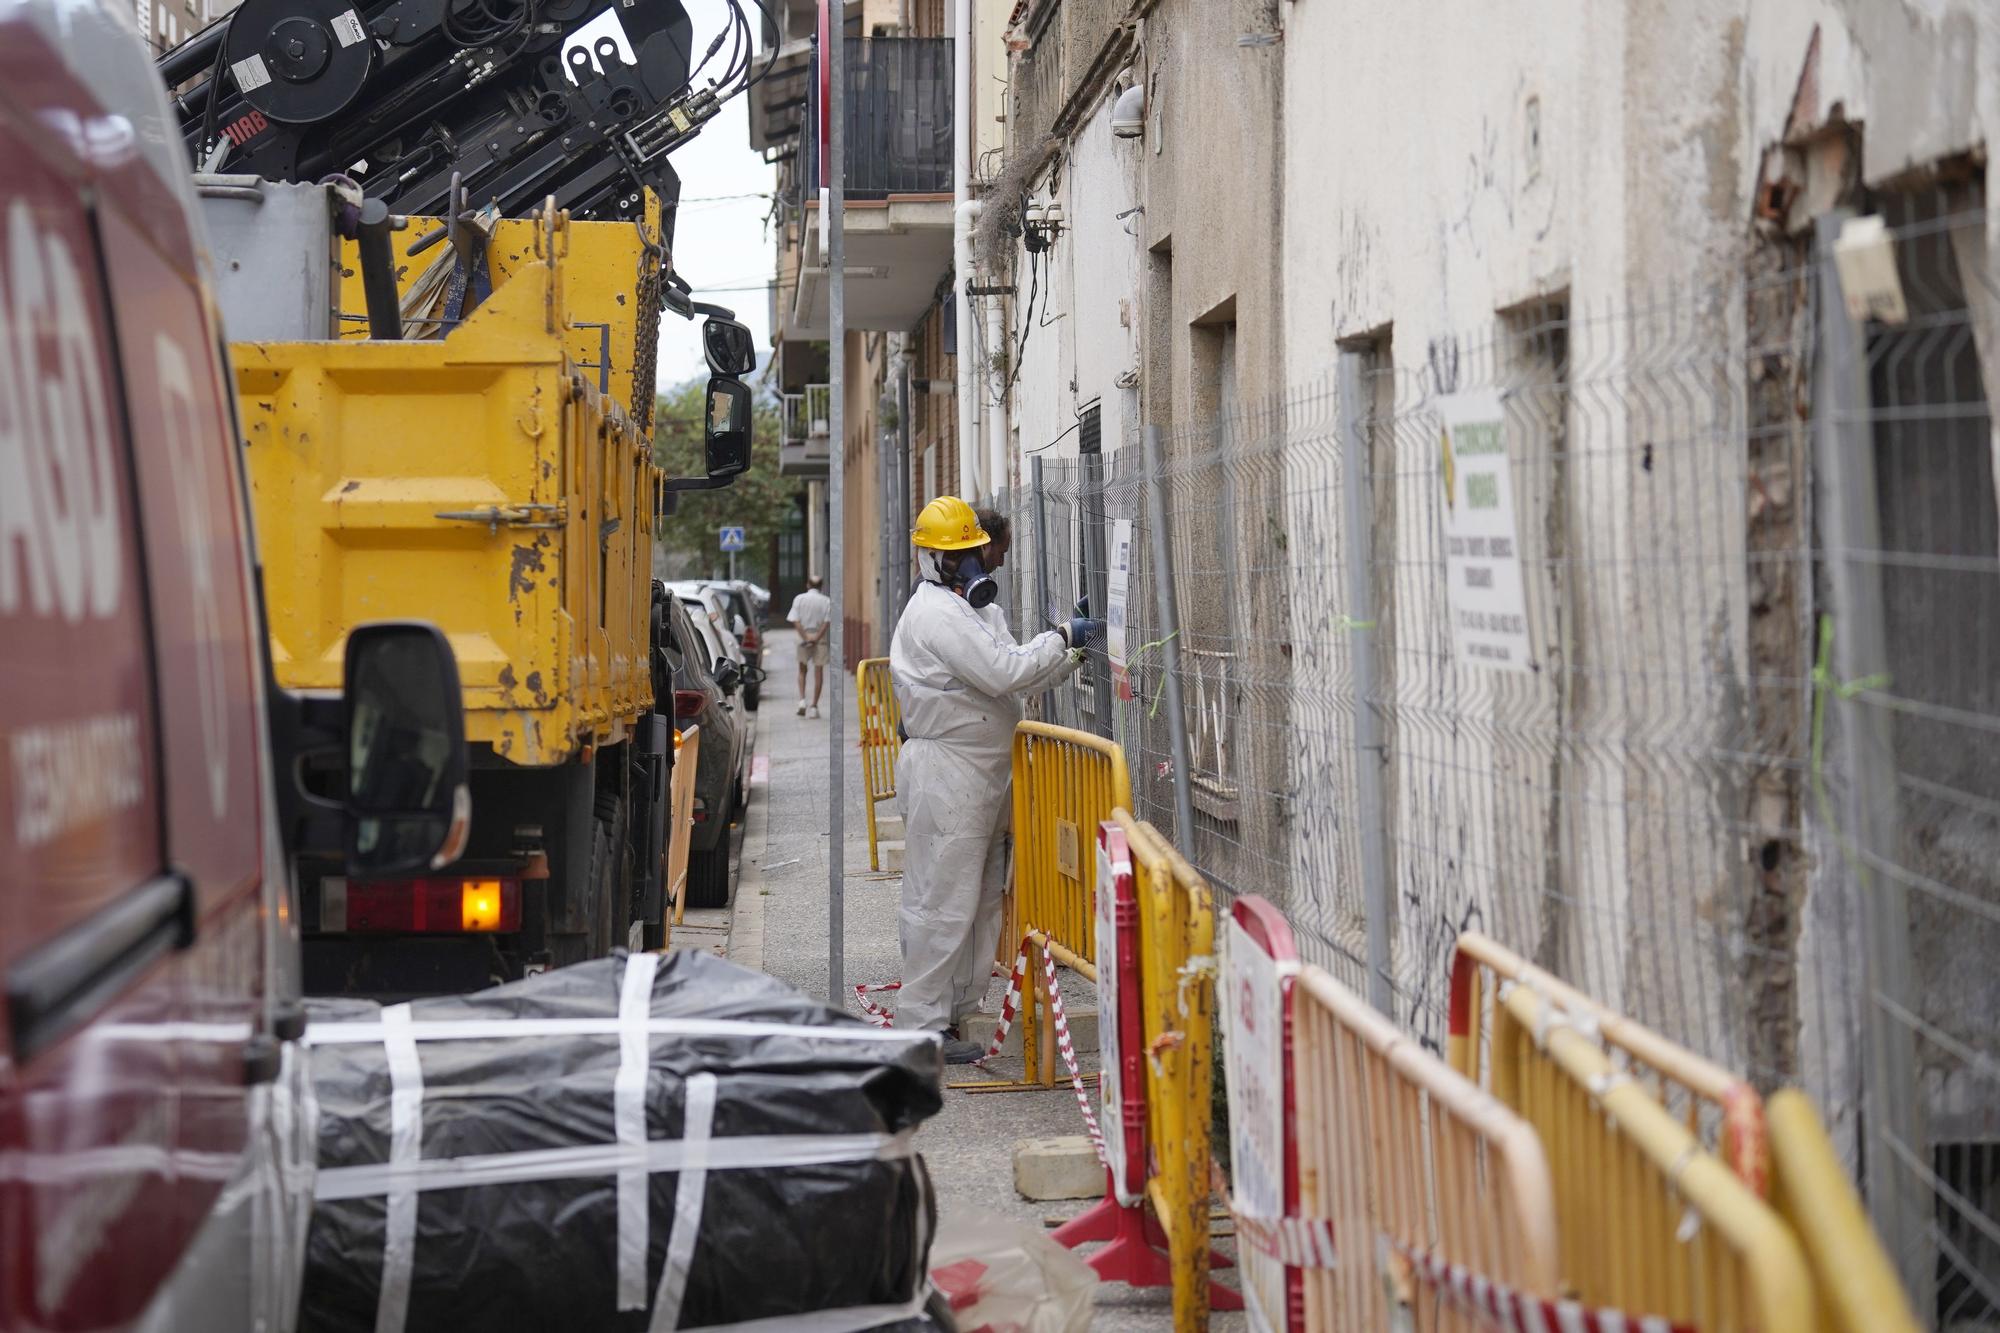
[{"xmin": 652, "ymin": 378, "xmax": 799, "ymax": 587}]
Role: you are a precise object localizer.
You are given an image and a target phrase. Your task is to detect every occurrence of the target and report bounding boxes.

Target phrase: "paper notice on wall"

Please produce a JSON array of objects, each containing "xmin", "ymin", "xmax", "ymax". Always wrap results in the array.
[
  {"xmin": 1437, "ymin": 389, "xmax": 1534, "ymax": 672},
  {"xmin": 1106, "ymin": 519, "xmax": 1133, "ymax": 700}
]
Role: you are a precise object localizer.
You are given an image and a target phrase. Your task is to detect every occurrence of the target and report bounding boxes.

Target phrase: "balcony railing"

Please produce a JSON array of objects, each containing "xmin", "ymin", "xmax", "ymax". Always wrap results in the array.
[
  {"xmin": 778, "ymin": 383, "xmax": 833, "ymax": 478},
  {"xmin": 800, "ymin": 38, "xmax": 953, "ymax": 203},
  {"xmin": 804, "ymin": 383, "xmax": 831, "ymax": 437}
]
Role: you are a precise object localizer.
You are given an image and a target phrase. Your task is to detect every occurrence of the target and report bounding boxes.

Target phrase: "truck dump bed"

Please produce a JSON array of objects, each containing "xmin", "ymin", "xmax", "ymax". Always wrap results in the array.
[{"xmin": 235, "ymin": 205, "xmax": 666, "ymax": 767}]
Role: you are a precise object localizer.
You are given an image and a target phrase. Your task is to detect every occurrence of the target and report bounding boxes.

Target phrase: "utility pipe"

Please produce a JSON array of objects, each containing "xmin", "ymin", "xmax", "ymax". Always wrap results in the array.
[
  {"xmin": 984, "ymin": 292, "xmax": 1007, "ymax": 502},
  {"xmin": 952, "ymin": 0, "xmax": 978, "ymax": 501}
]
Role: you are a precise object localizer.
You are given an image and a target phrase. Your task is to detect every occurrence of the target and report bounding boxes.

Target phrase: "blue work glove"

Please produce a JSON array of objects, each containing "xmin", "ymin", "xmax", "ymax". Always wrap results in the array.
[{"xmin": 1061, "ymin": 617, "xmax": 1105, "ymax": 648}]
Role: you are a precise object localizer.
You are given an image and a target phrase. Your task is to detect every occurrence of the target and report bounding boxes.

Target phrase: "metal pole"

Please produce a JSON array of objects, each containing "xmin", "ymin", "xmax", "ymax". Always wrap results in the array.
[
  {"xmin": 877, "ymin": 407, "xmax": 892, "ymax": 647},
  {"xmin": 1141, "ymin": 425, "xmax": 1195, "ymax": 847},
  {"xmin": 826, "ymin": 16, "xmax": 846, "ymax": 1007},
  {"xmin": 1081, "ymin": 441, "xmax": 1113, "ymax": 736},
  {"xmin": 729, "ymin": 549, "xmax": 737, "ymax": 582},
  {"xmin": 895, "ymin": 344, "xmax": 915, "ymax": 610},
  {"xmin": 1811, "ymin": 210, "xmax": 1926, "ymax": 1299},
  {"xmin": 1336, "ymin": 351, "xmax": 1394, "ymax": 1016},
  {"xmin": 1031, "ymin": 455, "xmax": 1054, "ymax": 720}
]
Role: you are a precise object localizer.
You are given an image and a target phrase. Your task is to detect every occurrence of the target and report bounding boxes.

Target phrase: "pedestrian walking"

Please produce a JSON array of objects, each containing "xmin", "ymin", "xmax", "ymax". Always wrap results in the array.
[
  {"xmin": 890, "ymin": 496, "xmax": 1100, "ymax": 1061},
  {"xmin": 787, "ymin": 576, "xmax": 831, "ymax": 717}
]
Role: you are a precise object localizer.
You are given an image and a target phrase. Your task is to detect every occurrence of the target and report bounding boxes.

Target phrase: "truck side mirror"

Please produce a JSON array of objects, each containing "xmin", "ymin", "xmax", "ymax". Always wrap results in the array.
[
  {"xmin": 343, "ymin": 622, "xmax": 471, "ymax": 877},
  {"xmin": 704, "ymin": 376, "xmax": 752, "ymax": 480},
  {"xmin": 702, "ymin": 316, "xmax": 756, "ymax": 376}
]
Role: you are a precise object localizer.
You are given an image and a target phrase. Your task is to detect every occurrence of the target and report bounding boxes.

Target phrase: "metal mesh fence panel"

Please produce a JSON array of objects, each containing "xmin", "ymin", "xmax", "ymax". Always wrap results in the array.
[{"xmin": 996, "ymin": 198, "xmax": 1997, "ymax": 1326}]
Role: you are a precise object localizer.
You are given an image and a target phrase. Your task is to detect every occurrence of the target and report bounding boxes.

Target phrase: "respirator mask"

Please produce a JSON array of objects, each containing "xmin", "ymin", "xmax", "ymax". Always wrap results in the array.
[{"xmin": 922, "ymin": 547, "xmax": 998, "ymax": 609}]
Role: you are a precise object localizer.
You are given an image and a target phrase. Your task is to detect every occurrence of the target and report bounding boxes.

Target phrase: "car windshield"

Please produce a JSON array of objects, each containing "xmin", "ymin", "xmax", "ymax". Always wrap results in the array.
[{"xmin": 680, "ymin": 599, "xmax": 724, "ymax": 658}]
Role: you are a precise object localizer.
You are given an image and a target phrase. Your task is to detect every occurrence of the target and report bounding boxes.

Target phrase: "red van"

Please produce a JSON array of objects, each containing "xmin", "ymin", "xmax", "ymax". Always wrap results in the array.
[{"xmin": 0, "ymin": 2, "xmax": 469, "ymax": 1327}]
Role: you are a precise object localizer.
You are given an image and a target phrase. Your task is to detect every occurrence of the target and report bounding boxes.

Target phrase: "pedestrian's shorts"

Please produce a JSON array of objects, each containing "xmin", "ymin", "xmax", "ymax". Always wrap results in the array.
[{"xmin": 799, "ymin": 638, "xmax": 829, "ymax": 666}]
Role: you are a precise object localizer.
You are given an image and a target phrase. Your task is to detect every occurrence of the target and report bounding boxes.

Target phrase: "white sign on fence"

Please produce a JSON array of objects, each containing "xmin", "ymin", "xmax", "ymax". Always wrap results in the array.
[
  {"xmin": 1224, "ymin": 914, "xmax": 1292, "ymax": 1332},
  {"xmin": 1436, "ymin": 389, "xmax": 1534, "ymax": 672},
  {"xmin": 1095, "ymin": 831, "xmax": 1139, "ymax": 1205},
  {"xmin": 1106, "ymin": 519, "xmax": 1134, "ymax": 701}
]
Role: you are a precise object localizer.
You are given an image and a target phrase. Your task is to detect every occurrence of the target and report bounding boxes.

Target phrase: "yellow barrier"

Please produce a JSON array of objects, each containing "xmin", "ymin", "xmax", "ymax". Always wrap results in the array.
[
  {"xmin": 1766, "ymin": 1090, "xmax": 1922, "ymax": 1333},
  {"xmin": 1011, "ymin": 723, "xmax": 1131, "ymax": 1084},
  {"xmin": 855, "ymin": 658, "xmax": 901, "ymax": 871},
  {"xmin": 1290, "ymin": 964, "xmax": 1561, "ymax": 1330},
  {"xmin": 1117, "ymin": 811, "xmax": 1223, "ymax": 1333},
  {"xmin": 1449, "ymin": 931, "xmax": 1769, "ymax": 1195},
  {"xmin": 1493, "ymin": 984, "xmax": 1816, "ymax": 1331},
  {"xmin": 666, "ymin": 726, "xmax": 699, "ymax": 931}
]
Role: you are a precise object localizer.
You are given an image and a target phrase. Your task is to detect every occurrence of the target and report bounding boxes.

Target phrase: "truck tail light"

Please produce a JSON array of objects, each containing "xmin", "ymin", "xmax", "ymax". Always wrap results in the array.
[
  {"xmin": 674, "ymin": 689, "xmax": 707, "ymax": 719},
  {"xmin": 331, "ymin": 877, "xmax": 523, "ymax": 934},
  {"xmin": 692, "ymin": 796, "xmax": 709, "ymax": 824}
]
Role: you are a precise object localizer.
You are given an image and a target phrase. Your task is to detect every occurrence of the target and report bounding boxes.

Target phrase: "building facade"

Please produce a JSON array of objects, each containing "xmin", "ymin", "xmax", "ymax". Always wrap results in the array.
[{"xmin": 980, "ymin": 1, "xmax": 1998, "ymax": 1317}]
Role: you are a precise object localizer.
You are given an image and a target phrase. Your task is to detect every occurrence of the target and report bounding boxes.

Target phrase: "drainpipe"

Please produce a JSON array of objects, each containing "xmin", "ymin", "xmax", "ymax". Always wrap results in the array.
[
  {"xmin": 894, "ymin": 334, "xmax": 915, "ymax": 608},
  {"xmin": 953, "ymin": 0, "xmax": 979, "ymax": 501},
  {"xmin": 984, "ymin": 296, "xmax": 1008, "ymax": 502}
]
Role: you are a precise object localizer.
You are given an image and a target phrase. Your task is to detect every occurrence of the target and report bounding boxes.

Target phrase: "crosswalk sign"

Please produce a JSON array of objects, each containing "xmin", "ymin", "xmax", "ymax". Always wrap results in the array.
[{"xmin": 719, "ymin": 525, "xmax": 746, "ymax": 552}]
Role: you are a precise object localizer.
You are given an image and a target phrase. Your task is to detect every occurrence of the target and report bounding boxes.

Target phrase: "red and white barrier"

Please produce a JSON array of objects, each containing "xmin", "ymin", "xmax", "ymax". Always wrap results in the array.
[{"xmin": 1223, "ymin": 896, "xmax": 1307, "ymax": 1332}]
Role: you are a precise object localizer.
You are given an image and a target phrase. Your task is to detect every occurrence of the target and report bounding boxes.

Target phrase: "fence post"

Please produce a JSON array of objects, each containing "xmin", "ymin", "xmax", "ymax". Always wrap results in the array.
[
  {"xmin": 1810, "ymin": 209, "xmax": 1926, "ymax": 1303},
  {"xmin": 1081, "ymin": 428, "xmax": 1115, "ymax": 737},
  {"xmin": 1032, "ymin": 454, "xmax": 1056, "ymax": 720},
  {"xmin": 1142, "ymin": 425, "xmax": 1197, "ymax": 848},
  {"xmin": 1336, "ymin": 351, "xmax": 1395, "ymax": 1015}
]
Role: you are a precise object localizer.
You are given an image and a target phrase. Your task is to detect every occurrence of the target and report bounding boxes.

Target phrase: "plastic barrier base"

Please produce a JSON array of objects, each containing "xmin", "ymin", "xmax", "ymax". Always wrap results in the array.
[{"xmin": 1051, "ymin": 1170, "xmax": 1245, "ymax": 1311}]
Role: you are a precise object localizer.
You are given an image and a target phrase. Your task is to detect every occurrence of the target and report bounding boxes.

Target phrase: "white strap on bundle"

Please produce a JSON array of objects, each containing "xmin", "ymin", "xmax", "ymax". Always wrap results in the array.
[
  {"xmin": 617, "ymin": 953, "xmax": 662, "ymax": 1311},
  {"xmin": 375, "ymin": 1003, "xmax": 423, "ymax": 1333},
  {"xmin": 308, "ymin": 1016, "xmax": 941, "ymax": 1048},
  {"xmin": 648, "ymin": 1071, "xmax": 717, "ymax": 1331},
  {"xmin": 315, "ymin": 1130, "xmax": 916, "ymax": 1201}
]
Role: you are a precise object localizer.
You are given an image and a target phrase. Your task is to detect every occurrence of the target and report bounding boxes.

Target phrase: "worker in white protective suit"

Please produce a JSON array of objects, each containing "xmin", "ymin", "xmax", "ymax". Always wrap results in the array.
[{"xmin": 891, "ymin": 496, "xmax": 1101, "ymax": 1062}]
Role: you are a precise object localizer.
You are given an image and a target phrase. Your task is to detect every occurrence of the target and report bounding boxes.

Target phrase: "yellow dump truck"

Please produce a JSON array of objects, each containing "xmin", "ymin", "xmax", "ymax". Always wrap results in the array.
[{"xmin": 203, "ymin": 180, "xmax": 753, "ymax": 992}]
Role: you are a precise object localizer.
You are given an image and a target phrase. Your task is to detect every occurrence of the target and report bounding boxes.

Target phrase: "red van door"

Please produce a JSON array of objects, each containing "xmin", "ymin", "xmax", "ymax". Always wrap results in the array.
[
  {"xmin": 0, "ymin": 119, "xmax": 182, "ymax": 1329},
  {"xmin": 95, "ymin": 196, "xmax": 271, "ymax": 1261}
]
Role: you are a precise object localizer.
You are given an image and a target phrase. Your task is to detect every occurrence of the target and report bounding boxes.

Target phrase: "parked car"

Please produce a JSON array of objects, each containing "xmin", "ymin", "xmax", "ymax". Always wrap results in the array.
[
  {"xmin": 669, "ymin": 580, "xmax": 762, "ymax": 709},
  {"xmin": 700, "ymin": 581, "xmax": 766, "ymax": 707},
  {"xmin": 0, "ymin": 3, "xmax": 468, "ymax": 1325},
  {"xmin": 678, "ymin": 591, "xmax": 753, "ymax": 736},
  {"xmin": 653, "ymin": 584, "xmax": 747, "ymax": 908}
]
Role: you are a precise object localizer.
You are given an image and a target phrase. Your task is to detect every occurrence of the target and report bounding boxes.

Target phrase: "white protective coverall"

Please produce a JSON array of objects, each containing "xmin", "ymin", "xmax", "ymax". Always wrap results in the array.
[{"xmin": 890, "ymin": 579, "xmax": 1079, "ymax": 1031}]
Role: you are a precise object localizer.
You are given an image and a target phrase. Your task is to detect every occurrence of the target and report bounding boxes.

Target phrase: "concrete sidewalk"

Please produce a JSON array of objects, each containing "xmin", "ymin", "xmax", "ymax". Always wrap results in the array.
[{"xmin": 717, "ymin": 630, "xmax": 1245, "ymax": 1331}]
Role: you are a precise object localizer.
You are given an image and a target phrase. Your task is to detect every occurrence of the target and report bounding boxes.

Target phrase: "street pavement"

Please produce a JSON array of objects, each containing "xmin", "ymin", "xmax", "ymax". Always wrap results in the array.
[{"xmin": 714, "ymin": 630, "xmax": 1245, "ymax": 1331}]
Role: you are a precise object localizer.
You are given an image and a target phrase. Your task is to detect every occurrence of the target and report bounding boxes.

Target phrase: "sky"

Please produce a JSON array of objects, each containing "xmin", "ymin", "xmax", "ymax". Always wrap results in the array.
[{"xmin": 649, "ymin": 1, "xmax": 780, "ymax": 392}]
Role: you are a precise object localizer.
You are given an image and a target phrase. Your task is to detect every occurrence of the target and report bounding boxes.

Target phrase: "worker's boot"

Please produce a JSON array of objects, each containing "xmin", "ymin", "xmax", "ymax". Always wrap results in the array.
[{"xmin": 940, "ymin": 1038, "xmax": 986, "ymax": 1064}]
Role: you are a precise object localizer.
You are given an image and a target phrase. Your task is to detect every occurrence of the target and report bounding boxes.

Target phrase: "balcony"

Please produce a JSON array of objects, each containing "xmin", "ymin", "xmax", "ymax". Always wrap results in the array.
[
  {"xmin": 778, "ymin": 383, "xmax": 832, "ymax": 477},
  {"xmin": 781, "ymin": 37, "xmax": 955, "ymax": 338},
  {"xmin": 800, "ymin": 38, "xmax": 954, "ymax": 201}
]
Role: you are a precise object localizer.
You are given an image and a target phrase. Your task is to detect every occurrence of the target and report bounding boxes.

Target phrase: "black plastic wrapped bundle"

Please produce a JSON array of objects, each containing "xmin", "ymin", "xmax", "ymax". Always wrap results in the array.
[{"xmin": 299, "ymin": 950, "xmax": 947, "ymax": 1332}]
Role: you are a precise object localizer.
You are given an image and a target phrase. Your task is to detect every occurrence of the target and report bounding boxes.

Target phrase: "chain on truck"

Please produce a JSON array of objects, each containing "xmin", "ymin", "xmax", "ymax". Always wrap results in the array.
[{"xmin": 158, "ymin": 0, "xmax": 772, "ymax": 994}]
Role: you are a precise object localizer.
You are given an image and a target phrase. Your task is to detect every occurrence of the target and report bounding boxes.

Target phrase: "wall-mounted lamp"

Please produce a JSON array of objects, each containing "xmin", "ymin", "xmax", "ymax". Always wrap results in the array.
[{"xmin": 1111, "ymin": 83, "xmax": 1146, "ymax": 139}]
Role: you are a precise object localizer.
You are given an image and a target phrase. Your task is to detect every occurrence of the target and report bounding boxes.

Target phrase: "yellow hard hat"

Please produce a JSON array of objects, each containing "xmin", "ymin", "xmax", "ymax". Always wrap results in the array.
[{"xmin": 912, "ymin": 495, "xmax": 989, "ymax": 550}]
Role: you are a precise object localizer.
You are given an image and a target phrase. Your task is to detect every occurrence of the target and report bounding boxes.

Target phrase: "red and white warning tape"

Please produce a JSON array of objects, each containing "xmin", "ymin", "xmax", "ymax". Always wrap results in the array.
[
  {"xmin": 853, "ymin": 980, "xmax": 899, "ymax": 1028},
  {"xmin": 981, "ymin": 945, "xmax": 1028, "ymax": 1059},
  {"xmin": 852, "ymin": 954, "xmax": 1028, "ymax": 1057},
  {"xmin": 1231, "ymin": 1211, "xmax": 1339, "ymax": 1269},
  {"xmin": 853, "ymin": 940, "xmax": 1104, "ymax": 1162},
  {"xmin": 1036, "ymin": 940, "xmax": 1106, "ymax": 1163},
  {"xmin": 1397, "ymin": 1242, "xmax": 1697, "ymax": 1333}
]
